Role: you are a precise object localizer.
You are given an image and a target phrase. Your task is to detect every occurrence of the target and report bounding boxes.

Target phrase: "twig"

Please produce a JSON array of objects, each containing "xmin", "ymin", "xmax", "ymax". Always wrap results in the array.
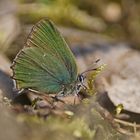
[{"xmin": 114, "ymin": 118, "xmax": 140, "ymax": 128}]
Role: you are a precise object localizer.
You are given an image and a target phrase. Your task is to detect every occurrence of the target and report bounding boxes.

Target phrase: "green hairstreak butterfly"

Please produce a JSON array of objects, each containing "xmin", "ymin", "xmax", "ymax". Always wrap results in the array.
[{"xmin": 11, "ymin": 19, "xmax": 95, "ymax": 97}]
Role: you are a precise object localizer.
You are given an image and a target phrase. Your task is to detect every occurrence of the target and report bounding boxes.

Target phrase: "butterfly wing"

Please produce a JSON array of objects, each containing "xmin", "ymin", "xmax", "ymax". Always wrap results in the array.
[{"xmin": 11, "ymin": 19, "xmax": 77, "ymax": 93}]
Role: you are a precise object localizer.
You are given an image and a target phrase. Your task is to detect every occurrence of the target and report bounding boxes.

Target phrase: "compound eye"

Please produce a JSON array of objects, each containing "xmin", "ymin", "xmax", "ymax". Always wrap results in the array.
[{"xmin": 78, "ymin": 74, "xmax": 84, "ymax": 82}]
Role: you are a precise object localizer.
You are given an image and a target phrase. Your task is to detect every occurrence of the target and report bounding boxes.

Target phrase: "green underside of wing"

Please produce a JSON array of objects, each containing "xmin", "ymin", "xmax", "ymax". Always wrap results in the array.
[
  {"xmin": 14, "ymin": 47, "xmax": 71, "ymax": 93},
  {"xmin": 13, "ymin": 19, "xmax": 78, "ymax": 93}
]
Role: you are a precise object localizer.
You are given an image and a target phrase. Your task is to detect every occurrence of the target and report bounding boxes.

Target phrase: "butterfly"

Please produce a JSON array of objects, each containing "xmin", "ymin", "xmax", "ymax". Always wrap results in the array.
[{"xmin": 11, "ymin": 19, "xmax": 96, "ymax": 97}]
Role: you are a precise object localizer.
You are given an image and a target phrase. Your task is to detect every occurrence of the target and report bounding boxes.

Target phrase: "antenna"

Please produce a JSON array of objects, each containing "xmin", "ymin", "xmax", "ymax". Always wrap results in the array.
[{"xmin": 81, "ymin": 58, "xmax": 100, "ymax": 75}]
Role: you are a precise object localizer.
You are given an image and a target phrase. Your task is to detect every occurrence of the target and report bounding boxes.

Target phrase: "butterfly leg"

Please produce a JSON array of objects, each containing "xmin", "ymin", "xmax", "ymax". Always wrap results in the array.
[
  {"xmin": 73, "ymin": 87, "xmax": 80, "ymax": 105},
  {"xmin": 51, "ymin": 96, "xmax": 65, "ymax": 103},
  {"xmin": 81, "ymin": 83, "xmax": 87, "ymax": 90},
  {"xmin": 51, "ymin": 90, "xmax": 65, "ymax": 103}
]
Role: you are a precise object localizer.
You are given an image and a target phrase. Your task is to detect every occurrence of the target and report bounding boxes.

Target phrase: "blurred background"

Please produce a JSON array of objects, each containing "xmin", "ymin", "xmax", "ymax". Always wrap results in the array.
[
  {"xmin": 0, "ymin": 0, "xmax": 140, "ymax": 71},
  {"xmin": 1, "ymin": 0, "xmax": 140, "ymax": 54},
  {"xmin": 0, "ymin": 0, "xmax": 140, "ymax": 140}
]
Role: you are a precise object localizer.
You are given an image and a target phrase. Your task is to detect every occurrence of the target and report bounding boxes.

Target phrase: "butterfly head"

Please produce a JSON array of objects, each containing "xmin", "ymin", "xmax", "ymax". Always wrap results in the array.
[
  {"xmin": 77, "ymin": 74, "xmax": 85, "ymax": 84},
  {"xmin": 75, "ymin": 74, "xmax": 86, "ymax": 93}
]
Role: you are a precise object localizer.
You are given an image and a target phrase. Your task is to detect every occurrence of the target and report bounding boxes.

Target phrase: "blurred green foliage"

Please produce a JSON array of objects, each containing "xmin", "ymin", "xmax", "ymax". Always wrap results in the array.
[
  {"xmin": 37, "ymin": 0, "xmax": 54, "ymax": 4},
  {"xmin": 14, "ymin": 101, "xmax": 126, "ymax": 140},
  {"xmin": 18, "ymin": 0, "xmax": 140, "ymax": 48}
]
